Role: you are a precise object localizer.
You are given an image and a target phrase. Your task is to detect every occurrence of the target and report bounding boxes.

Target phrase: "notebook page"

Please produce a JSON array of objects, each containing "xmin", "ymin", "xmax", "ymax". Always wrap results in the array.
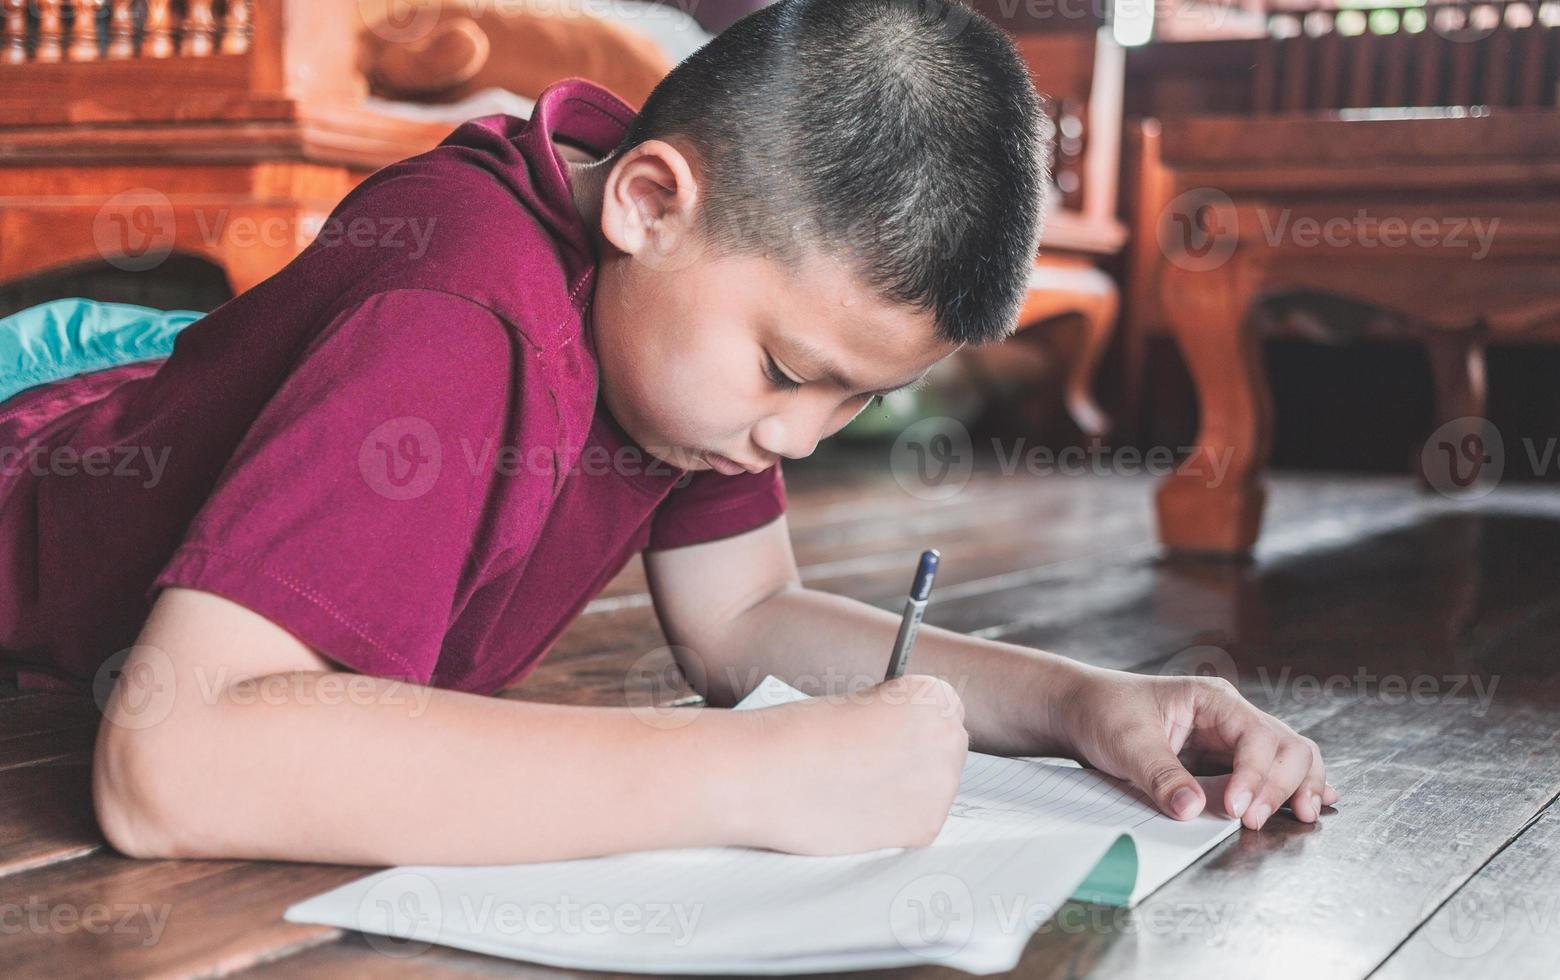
[
  {"xmin": 283, "ymin": 674, "xmax": 1236, "ymax": 973},
  {"xmin": 739, "ymin": 675, "xmax": 1240, "ymax": 904},
  {"xmin": 284, "ymin": 823, "xmax": 1124, "ymax": 974}
]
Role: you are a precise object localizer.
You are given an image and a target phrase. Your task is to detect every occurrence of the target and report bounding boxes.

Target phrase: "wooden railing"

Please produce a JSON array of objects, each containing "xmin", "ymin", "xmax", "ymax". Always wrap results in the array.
[
  {"xmin": 1126, "ymin": 0, "xmax": 1560, "ymax": 117},
  {"xmin": 2, "ymin": 0, "xmax": 253, "ymax": 64},
  {"xmin": 1255, "ymin": 0, "xmax": 1560, "ymax": 111},
  {"xmin": 1012, "ymin": 29, "xmax": 1128, "ymax": 255},
  {"xmin": 0, "ymin": 1, "xmax": 372, "ymax": 126}
]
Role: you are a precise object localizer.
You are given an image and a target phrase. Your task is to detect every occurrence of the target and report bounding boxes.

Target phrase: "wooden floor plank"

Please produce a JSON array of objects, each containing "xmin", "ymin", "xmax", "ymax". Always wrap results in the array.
[
  {"xmin": 1372, "ymin": 797, "xmax": 1560, "ymax": 978},
  {"xmin": 591, "ymin": 464, "xmax": 1125, "ymax": 600},
  {"xmin": 0, "ymin": 762, "xmax": 103, "ymax": 877},
  {"xmin": 9, "ymin": 467, "xmax": 1560, "ymax": 978},
  {"xmin": 984, "ymin": 506, "xmax": 1560, "ymax": 977},
  {"xmin": 999, "ymin": 694, "xmax": 1560, "ymax": 979},
  {"xmin": 0, "ymin": 692, "xmax": 102, "ymax": 740},
  {"xmin": 0, "ymin": 724, "xmax": 95, "ymax": 772},
  {"xmin": 0, "ymin": 848, "xmax": 367, "ymax": 977}
]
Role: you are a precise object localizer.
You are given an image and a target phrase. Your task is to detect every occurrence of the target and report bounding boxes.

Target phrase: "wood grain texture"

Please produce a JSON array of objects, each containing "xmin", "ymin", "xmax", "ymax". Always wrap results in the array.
[{"xmin": 4, "ymin": 461, "xmax": 1559, "ymax": 977}]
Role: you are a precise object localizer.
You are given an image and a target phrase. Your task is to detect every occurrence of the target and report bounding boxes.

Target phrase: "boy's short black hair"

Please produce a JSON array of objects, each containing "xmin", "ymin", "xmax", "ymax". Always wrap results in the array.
[{"xmin": 609, "ymin": 0, "xmax": 1052, "ymax": 346}]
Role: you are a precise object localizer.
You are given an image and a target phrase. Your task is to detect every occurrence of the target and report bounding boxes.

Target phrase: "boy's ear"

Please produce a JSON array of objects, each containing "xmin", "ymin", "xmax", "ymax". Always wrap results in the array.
[{"xmin": 599, "ymin": 140, "xmax": 701, "ymax": 267}]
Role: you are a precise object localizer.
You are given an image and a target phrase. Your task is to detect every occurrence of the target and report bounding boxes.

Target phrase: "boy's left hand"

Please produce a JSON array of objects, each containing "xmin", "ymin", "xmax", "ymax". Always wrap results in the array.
[{"xmin": 1053, "ymin": 668, "xmax": 1338, "ymax": 830}]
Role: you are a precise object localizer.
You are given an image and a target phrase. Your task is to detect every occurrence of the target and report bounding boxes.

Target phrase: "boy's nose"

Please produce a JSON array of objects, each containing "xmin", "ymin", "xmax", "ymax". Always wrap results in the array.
[{"xmin": 751, "ymin": 414, "xmax": 823, "ymax": 462}]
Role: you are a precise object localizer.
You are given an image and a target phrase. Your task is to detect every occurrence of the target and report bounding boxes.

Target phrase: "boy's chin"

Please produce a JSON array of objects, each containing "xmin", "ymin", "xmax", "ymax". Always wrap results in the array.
[{"xmin": 633, "ymin": 437, "xmax": 702, "ymax": 472}]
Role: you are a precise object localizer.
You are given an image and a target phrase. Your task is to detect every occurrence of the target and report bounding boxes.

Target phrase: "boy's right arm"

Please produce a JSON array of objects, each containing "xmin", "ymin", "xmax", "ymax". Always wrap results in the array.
[{"xmin": 92, "ymin": 587, "xmax": 967, "ymax": 866}]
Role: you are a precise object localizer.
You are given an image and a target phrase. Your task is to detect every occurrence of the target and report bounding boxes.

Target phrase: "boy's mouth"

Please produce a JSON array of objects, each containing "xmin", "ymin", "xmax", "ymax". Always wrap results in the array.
[{"xmin": 702, "ymin": 450, "xmax": 760, "ymax": 476}]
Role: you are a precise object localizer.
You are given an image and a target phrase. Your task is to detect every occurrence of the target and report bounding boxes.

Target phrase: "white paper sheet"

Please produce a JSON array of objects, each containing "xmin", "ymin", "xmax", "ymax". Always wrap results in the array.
[{"xmin": 284, "ymin": 675, "xmax": 1239, "ymax": 974}]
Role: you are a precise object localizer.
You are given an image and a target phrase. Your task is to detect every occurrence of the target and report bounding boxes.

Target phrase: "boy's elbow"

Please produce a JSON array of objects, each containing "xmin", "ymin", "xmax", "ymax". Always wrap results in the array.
[{"xmin": 91, "ymin": 724, "xmax": 191, "ymax": 860}]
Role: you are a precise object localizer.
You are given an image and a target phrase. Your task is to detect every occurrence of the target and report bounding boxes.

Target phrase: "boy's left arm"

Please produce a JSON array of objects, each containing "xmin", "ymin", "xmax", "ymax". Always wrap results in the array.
[{"xmin": 645, "ymin": 516, "xmax": 1338, "ymax": 830}]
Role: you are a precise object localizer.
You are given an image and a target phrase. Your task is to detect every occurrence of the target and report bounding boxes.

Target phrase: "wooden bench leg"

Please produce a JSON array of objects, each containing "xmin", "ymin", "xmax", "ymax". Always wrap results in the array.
[
  {"xmin": 1418, "ymin": 330, "xmax": 1489, "ymax": 492},
  {"xmin": 1062, "ymin": 274, "xmax": 1118, "ymax": 439},
  {"xmin": 1154, "ymin": 261, "xmax": 1271, "ymax": 557},
  {"xmin": 1019, "ymin": 262, "xmax": 1118, "ymax": 439}
]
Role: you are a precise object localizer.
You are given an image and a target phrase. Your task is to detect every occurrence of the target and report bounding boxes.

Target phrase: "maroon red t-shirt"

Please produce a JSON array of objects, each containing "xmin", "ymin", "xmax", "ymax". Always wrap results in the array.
[{"xmin": 0, "ymin": 78, "xmax": 785, "ymax": 696}]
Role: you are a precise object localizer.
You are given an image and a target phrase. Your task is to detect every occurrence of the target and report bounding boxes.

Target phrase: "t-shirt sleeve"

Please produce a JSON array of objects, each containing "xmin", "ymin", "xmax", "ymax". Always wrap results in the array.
[
  {"xmin": 645, "ymin": 460, "xmax": 788, "ymax": 551},
  {"xmin": 148, "ymin": 288, "xmax": 523, "ymax": 686}
]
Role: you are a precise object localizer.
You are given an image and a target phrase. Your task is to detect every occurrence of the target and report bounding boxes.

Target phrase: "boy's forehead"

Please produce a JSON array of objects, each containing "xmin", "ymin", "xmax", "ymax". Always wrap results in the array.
[
  {"xmin": 764, "ymin": 249, "xmax": 942, "ymax": 343},
  {"xmin": 750, "ymin": 250, "xmax": 958, "ymax": 391}
]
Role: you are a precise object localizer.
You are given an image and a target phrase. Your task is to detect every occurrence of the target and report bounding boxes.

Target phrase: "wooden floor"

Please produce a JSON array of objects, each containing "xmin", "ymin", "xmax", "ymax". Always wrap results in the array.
[{"xmin": 4, "ymin": 452, "xmax": 1559, "ymax": 978}]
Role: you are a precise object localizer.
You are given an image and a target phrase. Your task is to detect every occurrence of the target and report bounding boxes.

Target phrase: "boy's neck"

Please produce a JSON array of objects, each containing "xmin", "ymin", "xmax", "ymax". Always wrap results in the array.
[{"xmin": 557, "ymin": 139, "xmax": 609, "ymax": 254}]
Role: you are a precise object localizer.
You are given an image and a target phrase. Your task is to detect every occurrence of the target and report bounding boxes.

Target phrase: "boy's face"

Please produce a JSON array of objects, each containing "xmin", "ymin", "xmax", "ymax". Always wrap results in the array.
[{"xmin": 572, "ymin": 140, "xmax": 961, "ymax": 475}]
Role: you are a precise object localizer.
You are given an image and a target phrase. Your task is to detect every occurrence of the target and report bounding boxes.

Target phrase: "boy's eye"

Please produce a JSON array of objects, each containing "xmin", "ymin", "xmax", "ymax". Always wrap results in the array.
[
  {"xmin": 763, "ymin": 354, "xmax": 889, "ymax": 408},
  {"xmin": 763, "ymin": 354, "xmax": 802, "ymax": 392}
]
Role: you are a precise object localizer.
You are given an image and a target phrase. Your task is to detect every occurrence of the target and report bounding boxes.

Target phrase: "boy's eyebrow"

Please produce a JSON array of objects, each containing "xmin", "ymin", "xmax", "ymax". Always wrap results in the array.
[{"xmin": 781, "ymin": 335, "xmax": 931, "ymax": 397}]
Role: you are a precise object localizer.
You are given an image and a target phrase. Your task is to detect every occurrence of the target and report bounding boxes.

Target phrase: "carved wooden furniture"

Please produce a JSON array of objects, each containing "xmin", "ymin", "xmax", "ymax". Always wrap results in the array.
[
  {"xmin": 1123, "ymin": 1, "xmax": 1560, "ymax": 555},
  {"xmin": 0, "ymin": 1, "xmax": 453, "ymax": 306},
  {"xmin": 1009, "ymin": 27, "xmax": 1128, "ymax": 438}
]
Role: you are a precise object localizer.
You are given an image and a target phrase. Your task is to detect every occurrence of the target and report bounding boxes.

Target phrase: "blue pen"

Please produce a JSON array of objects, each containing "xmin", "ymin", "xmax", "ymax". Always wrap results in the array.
[{"xmin": 885, "ymin": 549, "xmax": 940, "ymax": 681}]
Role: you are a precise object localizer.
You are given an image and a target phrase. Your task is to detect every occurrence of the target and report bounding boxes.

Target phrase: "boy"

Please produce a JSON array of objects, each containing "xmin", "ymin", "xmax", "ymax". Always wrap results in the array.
[{"xmin": 3, "ymin": 0, "xmax": 1334, "ymax": 866}]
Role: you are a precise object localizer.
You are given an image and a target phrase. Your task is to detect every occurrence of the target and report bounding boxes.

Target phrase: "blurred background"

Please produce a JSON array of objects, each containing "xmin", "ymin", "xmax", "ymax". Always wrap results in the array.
[
  {"xmin": 3, "ymin": 0, "xmax": 1557, "ymax": 555},
  {"xmin": 5, "ymin": 9, "xmax": 1560, "ymax": 974}
]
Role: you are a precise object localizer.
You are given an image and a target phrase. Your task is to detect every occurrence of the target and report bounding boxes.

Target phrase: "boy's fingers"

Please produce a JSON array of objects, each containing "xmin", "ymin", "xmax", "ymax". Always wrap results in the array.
[
  {"xmin": 1286, "ymin": 739, "xmax": 1327, "ymax": 823},
  {"xmin": 1224, "ymin": 726, "xmax": 1279, "ymax": 822},
  {"xmin": 1121, "ymin": 727, "xmax": 1205, "ymax": 820},
  {"xmin": 1245, "ymin": 736, "xmax": 1313, "ymax": 830},
  {"xmin": 1322, "ymin": 782, "xmax": 1340, "ymax": 806}
]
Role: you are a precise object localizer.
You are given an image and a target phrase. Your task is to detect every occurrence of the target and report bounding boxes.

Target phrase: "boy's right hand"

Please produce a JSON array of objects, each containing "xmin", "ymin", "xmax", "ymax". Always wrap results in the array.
[{"xmin": 745, "ymin": 674, "xmax": 969, "ymax": 856}]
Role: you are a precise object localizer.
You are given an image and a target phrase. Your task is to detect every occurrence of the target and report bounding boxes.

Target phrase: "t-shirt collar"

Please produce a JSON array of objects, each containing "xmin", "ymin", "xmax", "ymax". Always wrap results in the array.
[
  {"xmin": 514, "ymin": 80, "xmax": 697, "ymax": 493},
  {"xmin": 514, "ymin": 78, "xmax": 636, "ymax": 262}
]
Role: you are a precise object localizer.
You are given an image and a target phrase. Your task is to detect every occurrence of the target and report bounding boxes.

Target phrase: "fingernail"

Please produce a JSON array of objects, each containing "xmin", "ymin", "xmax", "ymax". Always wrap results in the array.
[
  {"xmin": 1248, "ymin": 803, "xmax": 1271, "ymax": 829},
  {"xmin": 1230, "ymin": 790, "xmax": 1252, "ymax": 819},
  {"xmin": 1171, "ymin": 787, "xmax": 1199, "ymax": 818}
]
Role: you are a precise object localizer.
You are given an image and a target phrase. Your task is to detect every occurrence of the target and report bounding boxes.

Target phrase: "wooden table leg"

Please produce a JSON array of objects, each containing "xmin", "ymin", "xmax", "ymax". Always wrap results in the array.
[{"xmin": 1154, "ymin": 259, "xmax": 1272, "ymax": 557}]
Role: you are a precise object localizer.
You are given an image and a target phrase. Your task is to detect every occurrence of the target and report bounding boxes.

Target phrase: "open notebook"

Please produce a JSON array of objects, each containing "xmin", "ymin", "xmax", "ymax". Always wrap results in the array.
[{"xmin": 283, "ymin": 675, "xmax": 1239, "ymax": 974}]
